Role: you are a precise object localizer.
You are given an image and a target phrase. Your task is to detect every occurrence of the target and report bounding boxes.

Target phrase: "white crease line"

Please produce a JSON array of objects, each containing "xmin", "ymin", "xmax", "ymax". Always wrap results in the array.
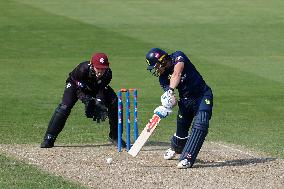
[{"xmin": 210, "ymin": 141, "xmax": 256, "ymax": 157}]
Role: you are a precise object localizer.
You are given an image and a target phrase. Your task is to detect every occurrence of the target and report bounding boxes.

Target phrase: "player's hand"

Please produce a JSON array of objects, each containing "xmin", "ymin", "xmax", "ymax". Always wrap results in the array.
[
  {"xmin": 93, "ymin": 109, "xmax": 108, "ymax": 123},
  {"xmin": 92, "ymin": 98, "xmax": 108, "ymax": 123},
  {"xmin": 161, "ymin": 89, "xmax": 177, "ymax": 109},
  {"xmin": 154, "ymin": 106, "xmax": 172, "ymax": 118},
  {"xmin": 83, "ymin": 96, "xmax": 96, "ymax": 118}
]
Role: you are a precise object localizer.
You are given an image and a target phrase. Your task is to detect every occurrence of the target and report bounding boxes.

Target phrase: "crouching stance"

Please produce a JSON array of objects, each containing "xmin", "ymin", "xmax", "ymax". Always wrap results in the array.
[
  {"xmin": 145, "ymin": 48, "xmax": 213, "ymax": 169},
  {"xmin": 41, "ymin": 53, "xmax": 126, "ymax": 148}
]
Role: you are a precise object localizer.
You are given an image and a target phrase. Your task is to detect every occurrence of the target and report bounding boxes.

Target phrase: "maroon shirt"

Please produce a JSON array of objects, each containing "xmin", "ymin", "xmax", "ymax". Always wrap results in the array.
[{"xmin": 66, "ymin": 61, "xmax": 112, "ymax": 97}]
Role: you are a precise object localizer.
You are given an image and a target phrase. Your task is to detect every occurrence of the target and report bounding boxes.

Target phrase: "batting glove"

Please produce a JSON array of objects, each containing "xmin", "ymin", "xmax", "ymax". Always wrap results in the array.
[
  {"xmin": 161, "ymin": 89, "xmax": 177, "ymax": 109},
  {"xmin": 154, "ymin": 106, "xmax": 173, "ymax": 118}
]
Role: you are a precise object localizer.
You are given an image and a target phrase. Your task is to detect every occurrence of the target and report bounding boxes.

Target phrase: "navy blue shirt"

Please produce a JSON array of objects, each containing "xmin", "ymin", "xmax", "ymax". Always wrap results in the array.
[{"xmin": 159, "ymin": 51, "xmax": 206, "ymax": 99}]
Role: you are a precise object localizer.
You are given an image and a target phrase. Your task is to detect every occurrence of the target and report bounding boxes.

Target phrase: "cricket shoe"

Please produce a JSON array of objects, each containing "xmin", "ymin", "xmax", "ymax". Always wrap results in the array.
[
  {"xmin": 40, "ymin": 139, "xmax": 55, "ymax": 148},
  {"xmin": 163, "ymin": 148, "xmax": 176, "ymax": 160},
  {"xmin": 177, "ymin": 159, "xmax": 192, "ymax": 169},
  {"xmin": 40, "ymin": 134, "xmax": 56, "ymax": 148}
]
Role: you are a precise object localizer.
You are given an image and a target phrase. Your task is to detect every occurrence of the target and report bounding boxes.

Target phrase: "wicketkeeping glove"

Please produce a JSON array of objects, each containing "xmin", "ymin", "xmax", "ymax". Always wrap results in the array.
[
  {"xmin": 154, "ymin": 106, "xmax": 173, "ymax": 118},
  {"xmin": 82, "ymin": 95, "xmax": 96, "ymax": 118},
  {"xmin": 92, "ymin": 98, "xmax": 108, "ymax": 123}
]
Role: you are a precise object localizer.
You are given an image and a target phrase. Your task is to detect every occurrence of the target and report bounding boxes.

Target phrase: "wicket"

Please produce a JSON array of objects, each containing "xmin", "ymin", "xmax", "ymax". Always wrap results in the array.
[{"xmin": 117, "ymin": 88, "xmax": 139, "ymax": 152}]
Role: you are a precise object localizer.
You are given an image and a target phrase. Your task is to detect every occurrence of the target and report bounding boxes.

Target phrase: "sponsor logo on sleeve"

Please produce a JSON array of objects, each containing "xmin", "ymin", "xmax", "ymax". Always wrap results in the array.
[{"xmin": 66, "ymin": 83, "xmax": 71, "ymax": 88}]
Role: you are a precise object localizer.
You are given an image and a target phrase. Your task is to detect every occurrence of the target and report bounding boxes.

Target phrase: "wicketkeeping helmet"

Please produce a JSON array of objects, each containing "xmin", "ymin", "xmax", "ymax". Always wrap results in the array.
[{"xmin": 145, "ymin": 48, "xmax": 168, "ymax": 76}]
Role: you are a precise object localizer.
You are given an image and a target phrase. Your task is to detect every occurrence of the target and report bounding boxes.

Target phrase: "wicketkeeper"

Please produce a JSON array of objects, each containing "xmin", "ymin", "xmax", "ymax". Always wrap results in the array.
[
  {"xmin": 146, "ymin": 48, "xmax": 213, "ymax": 169},
  {"xmin": 40, "ymin": 52, "xmax": 126, "ymax": 148}
]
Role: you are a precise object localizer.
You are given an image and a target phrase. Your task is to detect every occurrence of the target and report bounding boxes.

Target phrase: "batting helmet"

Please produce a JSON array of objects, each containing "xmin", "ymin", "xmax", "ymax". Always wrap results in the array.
[{"xmin": 145, "ymin": 48, "xmax": 168, "ymax": 71}]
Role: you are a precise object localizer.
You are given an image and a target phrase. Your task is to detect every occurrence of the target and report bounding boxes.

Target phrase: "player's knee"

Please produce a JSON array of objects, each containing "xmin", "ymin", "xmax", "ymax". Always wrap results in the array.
[
  {"xmin": 192, "ymin": 111, "xmax": 210, "ymax": 132},
  {"xmin": 177, "ymin": 112, "xmax": 189, "ymax": 126},
  {"xmin": 56, "ymin": 104, "xmax": 71, "ymax": 116},
  {"xmin": 171, "ymin": 134, "xmax": 189, "ymax": 154}
]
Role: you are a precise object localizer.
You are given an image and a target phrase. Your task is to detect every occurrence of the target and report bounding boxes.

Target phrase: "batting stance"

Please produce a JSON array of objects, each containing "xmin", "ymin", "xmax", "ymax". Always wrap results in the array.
[
  {"xmin": 146, "ymin": 48, "xmax": 213, "ymax": 169},
  {"xmin": 41, "ymin": 53, "xmax": 126, "ymax": 148}
]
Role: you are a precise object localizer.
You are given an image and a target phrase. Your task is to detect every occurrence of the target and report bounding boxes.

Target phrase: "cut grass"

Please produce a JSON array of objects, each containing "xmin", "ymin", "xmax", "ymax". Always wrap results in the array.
[
  {"xmin": 0, "ymin": 0, "xmax": 283, "ymax": 187},
  {"xmin": 0, "ymin": 154, "xmax": 86, "ymax": 189}
]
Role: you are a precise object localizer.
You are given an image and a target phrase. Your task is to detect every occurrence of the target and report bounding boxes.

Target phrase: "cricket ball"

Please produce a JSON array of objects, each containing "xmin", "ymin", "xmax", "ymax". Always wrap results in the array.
[{"xmin": 106, "ymin": 157, "xmax": 113, "ymax": 164}]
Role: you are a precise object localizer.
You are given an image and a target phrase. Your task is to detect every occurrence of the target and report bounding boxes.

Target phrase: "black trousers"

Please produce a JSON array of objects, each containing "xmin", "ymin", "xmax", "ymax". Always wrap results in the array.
[{"xmin": 44, "ymin": 82, "xmax": 119, "ymax": 140}]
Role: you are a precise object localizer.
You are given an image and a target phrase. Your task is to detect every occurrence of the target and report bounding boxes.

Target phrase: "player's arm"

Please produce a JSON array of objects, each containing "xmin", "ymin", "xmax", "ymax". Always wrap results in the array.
[
  {"xmin": 68, "ymin": 62, "xmax": 88, "ymax": 86},
  {"xmin": 68, "ymin": 63, "xmax": 92, "ymax": 103},
  {"xmin": 158, "ymin": 62, "xmax": 184, "ymax": 112},
  {"xmin": 169, "ymin": 61, "xmax": 184, "ymax": 90}
]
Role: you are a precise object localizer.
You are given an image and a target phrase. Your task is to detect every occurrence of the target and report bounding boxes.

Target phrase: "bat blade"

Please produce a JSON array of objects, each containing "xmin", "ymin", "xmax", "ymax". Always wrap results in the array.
[{"xmin": 128, "ymin": 114, "xmax": 161, "ymax": 157}]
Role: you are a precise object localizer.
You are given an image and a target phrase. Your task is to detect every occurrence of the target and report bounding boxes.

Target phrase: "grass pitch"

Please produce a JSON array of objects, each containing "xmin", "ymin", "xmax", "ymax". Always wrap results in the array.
[{"xmin": 0, "ymin": 0, "xmax": 283, "ymax": 188}]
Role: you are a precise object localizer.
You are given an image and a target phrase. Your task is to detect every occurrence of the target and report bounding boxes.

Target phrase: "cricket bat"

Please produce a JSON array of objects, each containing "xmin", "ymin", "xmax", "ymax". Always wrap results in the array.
[{"xmin": 128, "ymin": 113, "xmax": 161, "ymax": 157}]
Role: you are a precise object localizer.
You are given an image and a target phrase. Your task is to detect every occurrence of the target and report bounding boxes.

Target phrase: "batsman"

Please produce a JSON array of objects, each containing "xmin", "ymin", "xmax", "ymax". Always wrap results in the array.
[{"xmin": 146, "ymin": 48, "xmax": 213, "ymax": 169}]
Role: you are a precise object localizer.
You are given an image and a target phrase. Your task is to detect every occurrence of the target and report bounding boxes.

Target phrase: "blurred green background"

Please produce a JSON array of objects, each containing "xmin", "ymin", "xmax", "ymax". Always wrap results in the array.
[{"xmin": 0, "ymin": 0, "xmax": 283, "ymax": 188}]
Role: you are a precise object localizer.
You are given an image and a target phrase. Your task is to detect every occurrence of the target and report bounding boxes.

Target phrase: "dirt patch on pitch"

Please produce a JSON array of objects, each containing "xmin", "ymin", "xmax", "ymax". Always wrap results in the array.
[{"xmin": 0, "ymin": 142, "xmax": 283, "ymax": 189}]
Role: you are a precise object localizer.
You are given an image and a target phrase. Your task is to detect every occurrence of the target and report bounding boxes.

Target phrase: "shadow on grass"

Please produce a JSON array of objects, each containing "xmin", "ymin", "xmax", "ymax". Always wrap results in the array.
[{"xmin": 195, "ymin": 157, "xmax": 277, "ymax": 168}]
